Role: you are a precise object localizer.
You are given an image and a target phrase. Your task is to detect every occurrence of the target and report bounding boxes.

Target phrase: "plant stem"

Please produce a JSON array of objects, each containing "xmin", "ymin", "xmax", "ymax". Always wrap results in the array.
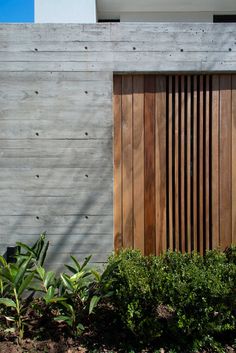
[{"xmin": 13, "ymin": 287, "xmax": 23, "ymax": 343}]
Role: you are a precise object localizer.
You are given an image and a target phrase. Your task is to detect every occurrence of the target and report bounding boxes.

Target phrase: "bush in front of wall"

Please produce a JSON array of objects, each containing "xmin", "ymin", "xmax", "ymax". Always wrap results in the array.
[
  {"xmin": 0, "ymin": 235, "xmax": 235, "ymax": 352},
  {"xmin": 103, "ymin": 248, "xmax": 236, "ymax": 352}
]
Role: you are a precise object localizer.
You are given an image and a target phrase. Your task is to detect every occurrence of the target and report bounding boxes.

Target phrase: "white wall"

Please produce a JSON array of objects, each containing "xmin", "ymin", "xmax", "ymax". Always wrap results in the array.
[
  {"xmin": 97, "ymin": 0, "xmax": 236, "ymax": 22},
  {"xmin": 35, "ymin": 0, "xmax": 96, "ymax": 23},
  {"xmin": 97, "ymin": 0, "xmax": 236, "ymax": 13},
  {"xmin": 119, "ymin": 12, "xmax": 236, "ymax": 22}
]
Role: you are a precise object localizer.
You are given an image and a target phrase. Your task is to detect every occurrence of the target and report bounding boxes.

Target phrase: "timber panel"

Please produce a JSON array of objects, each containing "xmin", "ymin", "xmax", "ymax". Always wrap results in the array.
[{"xmin": 114, "ymin": 74, "xmax": 235, "ymax": 254}]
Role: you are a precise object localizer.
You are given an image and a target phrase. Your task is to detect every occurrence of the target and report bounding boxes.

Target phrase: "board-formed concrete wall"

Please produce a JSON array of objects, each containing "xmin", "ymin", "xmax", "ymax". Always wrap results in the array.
[{"xmin": 0, "ymin": 23, "xmax": 235, "ymax": 270}]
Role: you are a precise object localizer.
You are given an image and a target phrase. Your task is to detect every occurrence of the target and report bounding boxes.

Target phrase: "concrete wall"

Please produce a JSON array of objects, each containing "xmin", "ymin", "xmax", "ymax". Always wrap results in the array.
[{"xmin": 0, "ymin": 23, "xmax": 235, "ymax": 270}]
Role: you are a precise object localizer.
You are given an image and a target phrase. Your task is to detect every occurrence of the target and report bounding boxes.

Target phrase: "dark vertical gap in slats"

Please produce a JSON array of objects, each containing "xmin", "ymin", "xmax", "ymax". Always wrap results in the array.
[
  {"xmin": 199, "ymin": 76, "xmax": 204, "ymax": 255},
  {"xmin": 190, "ymin": 76, "xmax": 194, "ymax": 251},
  {"xmin": 209, "ymin": 76, "xmax": 213, "ymax": 250},
  {"xmin": 196, "ymin": 75, "xmax": 200, "ymax": 252},
  {"xmin": 144, "ymin": 75, "xmax": 156, "ymax": 255},
  {"xmin": 169, "ymin": 76, "xmax": 174, "ymax": 250},
  {"xmin": 172, "ymin": 76, "xmax": 176, "ymax": 250},
  {"xmin": 180, "ymin": 75, "xmax": 185, "ymax": 252},
  {"xmin": 212, "ymin": 75, "xmax": 220, "ymax": 249},
  {"xmin": 132, "ymin": 76, "xmax": 134, "ymax": 250},
  {"xmin": 166, "ymin": 76, "xmax": 170, "ymax": 249},
  {"xmin": 178, "ymin": 76, "xmax": 181, "ymax": 251},
  {"xmin": 193, "ymin": 76, "xmax": 198, "ymax": 251},
  {"xmin": 186, "ymin": 76, "xmax": 191, "ymax": 252},
  {"xmin": 155, "ymin": 75, "xmax": 167, "ymax": 254},
  {"xmin": 203, "ymin": 75, "xmax": 206, "ymax": 252},
  {"xmin": 205, "ymin": 75, "xmax": 210, "ymax": 251},
  {"xmin": 184, "ymin": 75, "xmax": 188, "ymax": 252}
]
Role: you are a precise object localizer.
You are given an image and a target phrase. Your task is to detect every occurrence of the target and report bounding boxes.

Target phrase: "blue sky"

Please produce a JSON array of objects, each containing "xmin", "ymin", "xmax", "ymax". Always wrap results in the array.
[{"xmin": 0, "ymin": 0, "xmax": 34, "ymax": 22}]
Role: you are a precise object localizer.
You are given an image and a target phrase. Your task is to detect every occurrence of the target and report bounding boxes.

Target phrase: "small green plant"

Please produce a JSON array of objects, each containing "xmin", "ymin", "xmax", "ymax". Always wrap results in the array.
[
  {"xmin": 0, "ymin": 234, "xmax": 49, "ymax": 342},
  {"xmin": 57, "ymin": 255, "xmax": 100, "ymax": 336}
]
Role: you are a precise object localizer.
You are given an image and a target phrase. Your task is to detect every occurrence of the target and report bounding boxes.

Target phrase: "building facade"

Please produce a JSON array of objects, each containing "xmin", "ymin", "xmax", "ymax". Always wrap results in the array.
[{"xmin": 0, "ymin": 1, "xmax": 236, "ymax": 269}]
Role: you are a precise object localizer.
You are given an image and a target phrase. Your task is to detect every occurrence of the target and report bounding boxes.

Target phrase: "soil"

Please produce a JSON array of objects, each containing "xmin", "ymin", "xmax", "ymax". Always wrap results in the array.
[{"xmin": 0, "ymin": 303, "xmax": 235, "ymax": 353}]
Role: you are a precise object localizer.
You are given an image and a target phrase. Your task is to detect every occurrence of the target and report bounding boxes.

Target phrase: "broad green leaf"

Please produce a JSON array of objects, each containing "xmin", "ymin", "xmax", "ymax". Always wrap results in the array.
[
  {"xmin": 45, "ymin": 286, "xmax": 55, "ymax": 302},
  {"xmin": 14, "ymin": 255, "xmax": 33, "ymax": 288},
  {"xmin": 0, "ymin": 256, "xmax": 7, "ymax": 267},
  {"xmin": 44, "ymin": 271, "xmax": 55, "ymax": 289},
  {"xmin": 4, "ymin": 316, "xmax": 15, "ymax": 322},
  {"xmin": 80, "ymin": 255, "xmax": 92, "ymax": 271},
  {"xmin": 70, "ymin": 271, "xmax": 86, "ymax": 282},
  {"xmin": 77, "ymin": 323, "xmax": 85, "ymax": 331},
  {"xmin": 28, "ymin": 284, "xmax": 43, "ymax": 292},
  {"xmin": 60, "ymin": 274, "xmax": 74, "ymax": 292},
  {"xmin": 36, "ymin": 266, "xmax": 45, "ymax": 280},
  {"xmin": 54, "ymin": 316, "xmax": 73, "ymax": 326},
  {"xmin": 4, "ymin": 327, "xmax": 15, "ymax": 333},
  {"xmin": 70, "ymin": 256, "xmax": 81, "ymax": 272},
  {"xmin": 39, "ymin": 240, "xmax": 49, "ymax": 266},
  {"xmin": 18, "ymin": 272, "xmax": 35, "ymax": 297},
  {"xmin": 89, "ymin": 295, "xmax": 100, "ymax": 314},
  {"xmin": 61, "ymin": 302, "xmax": 74, "ymax": 314},
  {"xmin": 0, "ymin": 268, "xmax": 14, "ymax": 284},
  {"xmin": 16, "ymin": 242, "xmax": 36, "ymax": 257},
  {"xmin": 90, "ymin": 269, "xmax": 101, "ymax": 282},
  {"xmin": 0, "ymin": 298, "xmax": 16, "ymax": 308},
  {"xmin": 46, "ymin": 297, "xmax": 66, "ymax": 303},
  {"xmin": 64, "ymin": 264, "xmax": 77, "ymax": 274}
]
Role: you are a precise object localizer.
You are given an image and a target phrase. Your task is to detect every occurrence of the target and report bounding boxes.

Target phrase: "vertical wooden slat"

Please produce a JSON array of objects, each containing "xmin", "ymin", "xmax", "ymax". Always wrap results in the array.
[
  {"xmin": 180, "ymin": 75, "xmax": 186, "ymax": 251},
  {"xmin": 122, "ymin": 75, "xmax": 133, "ymax": 248},
  {"xmin": 174, "ymin": 75, "xmax": 179, "ymax": 251},
  {"xmin": 212, "ymin": 75, "xmax": 220, "ymax": 249},
  {"xmin": 205, "ymin": 76, "xmax": 210, "ymax": 250},
  {"xmin": 168, "ymin": 76, "xmax": 173, "ymax": 250},
  {"xmin": 186, "ymin": 76, "xmax": 191, "ymax": 252},
  {"xmin": 199, "ymin": 75, "xmax": 204, "ymax": 255},
  {"xmin": 156, "ymin": 75, "xmax": 167, "ymax": 254},
  {"xmin": 144, "ymin": 75, "xmax": 156, "ymax": 255},
  {"xmin": 232, "ymin": 75, "xmax": 236, "ymax": 245},
  {"xmin": 219, "ymin": 75, "xmax": 232, "ymax": 249},
  {"xmin": 113, "ymin": 76, "xmax": 123, "ymax": 251},
  {"xmin": 193, "ymin": 76, "xmax": 198, "ymax": 251},
  {"xmin": 133, "ymin": 75, "xmax": 145, "ymax": 254}
]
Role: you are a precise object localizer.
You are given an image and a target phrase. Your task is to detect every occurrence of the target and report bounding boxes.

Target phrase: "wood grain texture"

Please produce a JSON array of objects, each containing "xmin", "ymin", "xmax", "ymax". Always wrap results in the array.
[
  {"xmin": 232, "ymin": 75, "xmax": 236, "ymax": 245},
  {"xmin": 212, "ymin": 76, "xmax": 220, "ymax": 249},
  {"xmin": 205, "ymin": 76, "xmax": 210, "ymax": 250},
  {"xmin": 180, "ymin": 76, "xmax": 185, "ymax": 252},
  {"xmin": 174, "ymin": 75, "xmax": 179, "ymax": 251},
  {"xmin": 144, "ymin": 75, "xmax": 156, "ymax": 255},
  {"xmin": 122, "ymin": 75, "xmax": 133, "ymax": 248},
  {"xmin": 133, "ymin": 75, "xmax": 145, "ymax": 253},
  {"xmin": 155, "ymin": 75, "xmax": 167, "ymax": 254},
  {"xmin": 113, "ymin": 76, "xmax": 122, "ymax": 251},
  {"xmin": 219, "ymin": 75, "xmax": 232, "ymax": 249},
  {"xmin": 199, "ymin": 75, "xmax": 204, "ymax": 255},
  {"xmin": 168, "ymin": 76, "xmax": 173, "ymax": 250},
  {"xmin": 193, "ymin": 76, "xmax": 198, "ymax": 251}
]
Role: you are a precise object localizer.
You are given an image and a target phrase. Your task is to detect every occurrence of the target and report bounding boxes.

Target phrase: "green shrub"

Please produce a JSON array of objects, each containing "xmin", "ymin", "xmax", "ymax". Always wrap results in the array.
[{"xmin": 103, "ymin": 248, "xmax": 236, "ymax": 351}]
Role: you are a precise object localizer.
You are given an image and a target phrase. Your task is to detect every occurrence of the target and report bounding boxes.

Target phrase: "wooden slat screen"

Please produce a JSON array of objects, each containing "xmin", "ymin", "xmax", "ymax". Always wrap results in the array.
[{"xmin": 114, "ymin": 74, "xmax": 236, "ymax": 255}]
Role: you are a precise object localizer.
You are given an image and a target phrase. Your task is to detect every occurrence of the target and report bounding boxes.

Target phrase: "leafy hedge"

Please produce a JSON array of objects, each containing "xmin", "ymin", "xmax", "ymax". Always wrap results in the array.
[
  {"xmin": 104, "ymin": 248, "xmax": 236, "ymax": 352},
  {"xmin": 0, "ymin": 234, "xmax": 235, "ymax": 352}
]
